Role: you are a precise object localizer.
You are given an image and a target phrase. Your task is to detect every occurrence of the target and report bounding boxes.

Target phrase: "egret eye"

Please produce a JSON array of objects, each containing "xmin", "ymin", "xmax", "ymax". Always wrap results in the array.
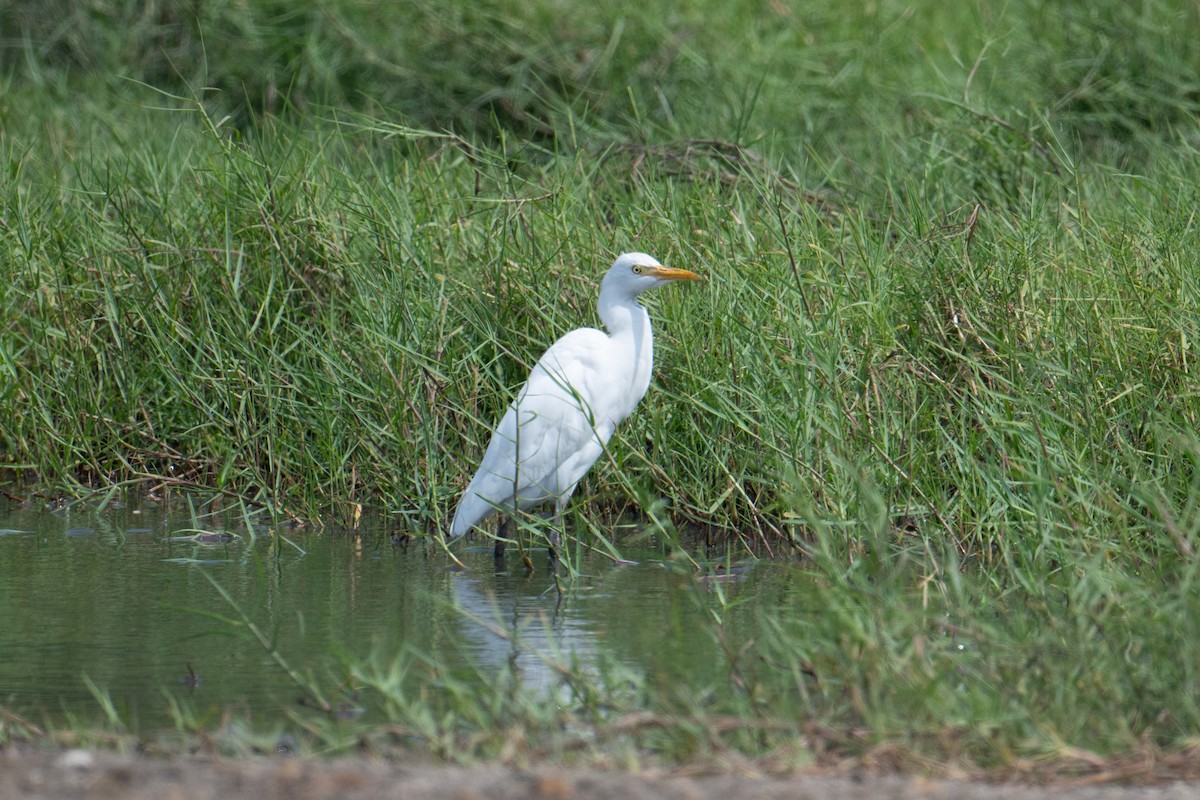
[{"xmin": 632, "ymin": 265, "xmax": 643, "ymax": 274}]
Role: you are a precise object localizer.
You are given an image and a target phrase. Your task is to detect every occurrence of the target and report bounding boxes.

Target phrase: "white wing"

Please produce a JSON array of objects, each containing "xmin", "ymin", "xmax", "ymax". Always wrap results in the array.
[{"xmin": 450, "ymin": 328, "xmax": 621, "ymax": 536}]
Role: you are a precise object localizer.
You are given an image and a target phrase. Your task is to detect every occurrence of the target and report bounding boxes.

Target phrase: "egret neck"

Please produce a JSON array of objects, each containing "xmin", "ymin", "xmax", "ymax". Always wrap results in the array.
[{"xmin": 597, "ymin": 288, "xmax": 654, "ymax": 424}]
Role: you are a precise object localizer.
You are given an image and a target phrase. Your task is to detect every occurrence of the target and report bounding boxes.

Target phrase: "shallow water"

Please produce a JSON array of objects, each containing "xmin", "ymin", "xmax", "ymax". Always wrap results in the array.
[{"xmin": 0, "ymin": 493, "xmax": 772, "ymax": 733}]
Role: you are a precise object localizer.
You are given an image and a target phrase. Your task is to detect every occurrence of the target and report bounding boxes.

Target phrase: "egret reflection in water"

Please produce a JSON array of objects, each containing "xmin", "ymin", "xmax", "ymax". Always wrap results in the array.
[{"xmin": 448, "ymin": 567, "xmax": 602, "ymax": 698}]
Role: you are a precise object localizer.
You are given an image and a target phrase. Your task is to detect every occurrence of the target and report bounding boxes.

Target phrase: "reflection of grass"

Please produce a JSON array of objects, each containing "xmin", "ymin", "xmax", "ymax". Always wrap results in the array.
[{"xmin": 4, "ymin": 0, "xmax": 1200, "ymax": 777}]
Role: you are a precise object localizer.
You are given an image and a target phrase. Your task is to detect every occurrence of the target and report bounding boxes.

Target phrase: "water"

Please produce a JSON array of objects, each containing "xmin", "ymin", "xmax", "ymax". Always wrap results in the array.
[{"xmin": 0, "ymin": 493, "xmax": 766, "ymax": 732}]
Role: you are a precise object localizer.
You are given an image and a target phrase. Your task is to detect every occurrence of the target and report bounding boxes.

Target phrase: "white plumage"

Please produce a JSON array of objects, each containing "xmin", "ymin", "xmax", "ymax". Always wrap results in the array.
[{"xmin": 449, "ymin": 252, "xmax": 700, "ymax": 539}]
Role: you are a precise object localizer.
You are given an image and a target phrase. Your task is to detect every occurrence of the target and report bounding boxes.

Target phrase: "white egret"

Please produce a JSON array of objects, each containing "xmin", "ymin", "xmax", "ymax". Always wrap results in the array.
[{"xmin": 449, "ymin": 252, "xmax": 701, "ymax": 543}]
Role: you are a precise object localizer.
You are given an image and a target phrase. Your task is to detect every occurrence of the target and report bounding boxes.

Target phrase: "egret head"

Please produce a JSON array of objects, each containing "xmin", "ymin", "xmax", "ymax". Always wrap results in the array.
[{"xmin": 603, "ymin": 252, "xmax": 701, "ymax": 297}]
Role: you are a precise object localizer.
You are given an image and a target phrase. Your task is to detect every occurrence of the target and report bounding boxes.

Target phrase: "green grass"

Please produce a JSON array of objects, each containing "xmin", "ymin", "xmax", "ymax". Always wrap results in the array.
[{"xmin": 4, "ymin": 0, "xmax": 1200, "ymax": 776}]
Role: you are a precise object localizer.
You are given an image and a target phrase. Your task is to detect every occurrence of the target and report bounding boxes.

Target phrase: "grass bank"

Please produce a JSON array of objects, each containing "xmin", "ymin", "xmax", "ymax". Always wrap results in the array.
[{"xmin": 3, "ymin": 0, "xmax": 1200, "ymax": 776}]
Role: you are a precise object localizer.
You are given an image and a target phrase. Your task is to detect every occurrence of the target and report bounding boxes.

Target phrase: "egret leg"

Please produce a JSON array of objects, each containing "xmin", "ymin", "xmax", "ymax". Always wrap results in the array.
[
  {"xmin": 495, "ymin": 518, "xmax": 509, "ymax": 562},
  {"xmin": 548, "ymin": 500, "xmax": 567, "ymax": 564}
]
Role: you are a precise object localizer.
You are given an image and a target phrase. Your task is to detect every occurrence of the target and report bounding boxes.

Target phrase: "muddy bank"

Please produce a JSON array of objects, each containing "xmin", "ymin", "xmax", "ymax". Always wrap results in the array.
[{"xmin": 2, "ymin": 749, "xmax": 1197, "ymax": 800}]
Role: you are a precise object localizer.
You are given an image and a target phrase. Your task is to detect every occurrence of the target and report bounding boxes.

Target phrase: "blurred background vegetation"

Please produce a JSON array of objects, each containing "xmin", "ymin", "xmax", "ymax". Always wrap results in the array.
[{"xmin": 3, "ymin": 0, "xmax": 1198, "ymax": 147}]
